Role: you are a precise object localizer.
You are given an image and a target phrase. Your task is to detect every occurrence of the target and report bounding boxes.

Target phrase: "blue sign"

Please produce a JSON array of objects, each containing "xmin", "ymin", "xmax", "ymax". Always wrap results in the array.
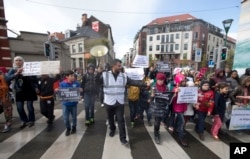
[{"xmin": 208, "ymin": 60, "xmax": 214, "ymax": 68}]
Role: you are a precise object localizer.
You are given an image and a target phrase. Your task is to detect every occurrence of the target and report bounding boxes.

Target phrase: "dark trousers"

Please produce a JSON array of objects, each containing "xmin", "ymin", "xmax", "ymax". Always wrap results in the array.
[
  {"xmin": 106, "ymin": 105, "xmax": 126, "ymax": 142},
  {"xmin": 154, "ymin": 116, "xmax": 162, "ymax": 136},
  {"xmin": 195, "ymin": 111, "xmax": 207, "ymax": 134},
  {"xmin": 40, "ymin": 98, "xmax": 54, "ymax": 124},
  {"xmin": 16, "ymin": 101, "xmax": 35, "ymax": 123},
  {"xmin": 128, "ymin": 100, "xmax": 138, "ymax": 122}
]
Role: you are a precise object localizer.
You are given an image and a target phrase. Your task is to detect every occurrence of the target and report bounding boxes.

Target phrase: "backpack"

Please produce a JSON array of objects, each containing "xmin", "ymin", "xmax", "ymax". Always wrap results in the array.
[
  {"xmin": 0, "ymin": 75, "xmax": 9, "ymax": 102},
  {"xmin": 128, "ymin": 86, "xmax": 140, "ymax": 101}
]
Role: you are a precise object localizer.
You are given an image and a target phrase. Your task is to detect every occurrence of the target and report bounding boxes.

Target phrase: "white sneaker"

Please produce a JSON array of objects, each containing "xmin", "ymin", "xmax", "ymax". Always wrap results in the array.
[
  {"xmin": 106, "ymin": 119, "xmax": 109, "ymax": 126},
  {"xmin": 101, "ymin": 104, "xmax": 104, "ymax": 107}
]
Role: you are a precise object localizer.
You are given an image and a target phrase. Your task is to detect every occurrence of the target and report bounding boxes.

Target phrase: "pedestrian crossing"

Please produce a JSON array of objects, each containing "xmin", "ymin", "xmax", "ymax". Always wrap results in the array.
[{"xmin": 0, "ymin": 106, "xmax": 249, "ymax": 159}]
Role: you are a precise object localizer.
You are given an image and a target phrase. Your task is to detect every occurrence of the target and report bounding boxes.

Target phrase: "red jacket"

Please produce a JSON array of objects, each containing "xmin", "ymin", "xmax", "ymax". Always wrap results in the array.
[{"xmin": 197, "ymin": 90, "xmax": 214, "ymax": 113}]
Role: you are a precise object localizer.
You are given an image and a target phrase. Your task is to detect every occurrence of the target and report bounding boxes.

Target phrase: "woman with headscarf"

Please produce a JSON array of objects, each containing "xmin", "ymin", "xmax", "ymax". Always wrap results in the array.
[{"xmin": 6, "ymin": 56, "xmax": 38, "ymax": 129}]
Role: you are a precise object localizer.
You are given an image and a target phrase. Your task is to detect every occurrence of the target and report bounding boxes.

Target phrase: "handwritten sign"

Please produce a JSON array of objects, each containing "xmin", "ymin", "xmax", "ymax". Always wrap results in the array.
[
  {"xmin": 229, "ymin": 105, "xmax": 250, "ymax": 130},
  {"xmin": 132, "ymin": 55, "xmax": 149, "ymax": 68},
  {"xmin": 177, "ymin": 87, "xmax": 198, "ymax": 103},
  {"xmin": 124, "ymin": 68, "xmax": 144, "ymax": 80},
  {"xmin": 58, "ymin": 87, "xmax": 80, "ymax": 102},
  {"xmin": 155, "ymin": 92, "xmax": 174, "ymax": 104},
  {"xmin": 22, "ymin": 61, "xmax": 60, "ymax": 76}
]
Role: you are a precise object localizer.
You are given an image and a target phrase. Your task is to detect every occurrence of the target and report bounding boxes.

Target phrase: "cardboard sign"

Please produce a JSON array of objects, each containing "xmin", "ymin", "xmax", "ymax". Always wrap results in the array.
[
  {"xmin": 177, "ymin": 87, "xmax": 198, "ymax": 103},
  {"xmin": 229, "ymin": 105, "xmax": 250, "ymax": 130},
  {"xmin": 58, "ymin": 87, "xmax": 80, "ymax": 102},
  {"xmin": 124, "ymin": 68, "xmax": 144, "ymax": 80},
  {"xmin": 22, "ymin": 61, "xmax": 60, "ymax": 76},
  {"xmin": 155, "ymin": 92, "xmax": 174, "ymax": 104},
  {"xmin": 132, "ymin": 55, "xmax": 149, "ymax": 68}
]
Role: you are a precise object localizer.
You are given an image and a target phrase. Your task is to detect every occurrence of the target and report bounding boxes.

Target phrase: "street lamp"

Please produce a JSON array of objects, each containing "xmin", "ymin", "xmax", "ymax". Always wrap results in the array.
[{"xmin": 222, "ymin": 19, "xmax": 233, "ymax": 47}]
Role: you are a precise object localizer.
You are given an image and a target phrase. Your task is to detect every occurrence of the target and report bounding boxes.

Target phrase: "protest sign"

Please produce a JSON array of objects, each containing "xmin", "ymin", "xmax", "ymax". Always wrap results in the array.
[
  {"xmin": 124, "ymin": 68, "xmax": 144, "ymax": 80},
  {"xmin": 58, "ymin": 87, "xmax": 80, "ymax": 102},
  {"xmin": 156, "ymin": 61, "xmax": 171, "ymax": 72},
  {"xmin": 155, "ymin": 92, "xmax": 174, "ymax": 104},
  {"xmin": 22, "ymin": 61, "xmax": 60, "ymax": 76},
  {"xmin": 177, "ymin": 87, "xmax": 198, "ymax": 103},
  {"xmin": 229, "ymin": 105, "xmax": 250, "ymax": 130},
  {"xmin": 132, "ymin": 55, "xmax": 149, "ymax": 68}
]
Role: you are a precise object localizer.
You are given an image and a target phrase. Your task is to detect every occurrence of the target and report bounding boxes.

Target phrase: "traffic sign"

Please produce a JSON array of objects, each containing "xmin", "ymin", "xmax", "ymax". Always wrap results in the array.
[{"xmin": 208, "ymin": 60, "xmax": 214, "ymax": 68}]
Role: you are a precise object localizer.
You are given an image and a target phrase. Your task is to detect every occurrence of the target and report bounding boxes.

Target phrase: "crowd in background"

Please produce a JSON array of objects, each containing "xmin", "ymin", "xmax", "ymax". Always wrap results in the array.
[{"xmin": 1, "ymin": 56, "xmax": 250, "ymax": 147}]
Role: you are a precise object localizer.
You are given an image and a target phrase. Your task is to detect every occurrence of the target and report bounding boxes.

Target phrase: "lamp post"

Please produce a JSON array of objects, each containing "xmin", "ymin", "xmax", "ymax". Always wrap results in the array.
[{"xmin": 222, "ymin": 19, "xmax": 233, "ymax": 47}]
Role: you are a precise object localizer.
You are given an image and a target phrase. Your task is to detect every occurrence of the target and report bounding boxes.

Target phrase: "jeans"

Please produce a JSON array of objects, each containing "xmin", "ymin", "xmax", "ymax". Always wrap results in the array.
[
  {"xmin": 195, "ymin": 111, "xmax": 207, "ymax": 134},
  {"xmin": 176, "ymin": 112, "xmax": 185, "ymax": 139},
  {"xmin": 106, "ymin": 105, "xmax": 126, "ymax": 142},
  {"xmin": 84, "ymin": 92, "xmax": 95, "ymax": 121},
  {"xmin": 16, "ymin": 101, "xmax": 35, "ymax": 123},
  {"xmin": 128, "ymin": 100, "xmax": 139, "ymax": 122},
  {"xmin": 63, "ymin": 105, "xmax": 77, "ymax": 129}
]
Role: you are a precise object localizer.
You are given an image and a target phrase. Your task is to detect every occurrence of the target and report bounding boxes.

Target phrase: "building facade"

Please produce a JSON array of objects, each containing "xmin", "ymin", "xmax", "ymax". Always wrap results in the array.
[
  {"xmin": 64, "ymin": 13, "xmax": 115, "ymax": 71},
  {"xmin": 134, "ymin": 14, "xmax": 236, "ymax": 70}
]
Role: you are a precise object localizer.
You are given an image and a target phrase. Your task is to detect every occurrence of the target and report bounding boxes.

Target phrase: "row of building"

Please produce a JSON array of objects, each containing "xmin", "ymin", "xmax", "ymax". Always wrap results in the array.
[
  {"xmin": 124, "ymin": 14, "xmax": 236, "ymax": 70},
  {"xmin": 1, "ymin": 0, "xmax": 236, "ymax": 72}
]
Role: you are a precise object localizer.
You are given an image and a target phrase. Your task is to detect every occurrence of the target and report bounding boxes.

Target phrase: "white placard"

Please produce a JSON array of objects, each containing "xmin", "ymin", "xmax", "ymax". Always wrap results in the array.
[
  {"xmin": 132, "ymin": 55, "xmax": 149, "ymax": 68},
  {"xmin": 177, "ymin": 87, "xmax": 198, "ymax": 103},
  {"xmin": 229, "ymin": 105, "xmax": 250, "ymax": 130},
  {"xmin": 22, "ymin": 61, "xmax": 60, "ymax": 76},
  {"xmin": 124, "ymin": 68, "xmax": 144, "ymax": 80}
]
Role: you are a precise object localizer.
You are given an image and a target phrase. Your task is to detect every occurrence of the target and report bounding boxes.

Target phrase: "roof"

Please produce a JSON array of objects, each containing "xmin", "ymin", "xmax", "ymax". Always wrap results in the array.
[
  {"xmin": 147, "ymin": 14, "xmax": 197, "ymax": 26},
  {"xmin": 66, "ymin": 26, "xmax": 103, "ymax": 41}
]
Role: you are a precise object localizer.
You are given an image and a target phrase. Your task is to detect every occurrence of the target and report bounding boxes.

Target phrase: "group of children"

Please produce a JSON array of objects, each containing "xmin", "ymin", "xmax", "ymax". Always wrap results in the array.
[{"xmin": 126, "ymin": 67, "xmax": 234, "ymax": 147}]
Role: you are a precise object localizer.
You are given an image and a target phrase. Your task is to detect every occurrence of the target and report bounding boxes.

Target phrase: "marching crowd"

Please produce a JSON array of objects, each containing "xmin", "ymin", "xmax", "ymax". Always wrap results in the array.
[{"xmin": 1, "ymin": 56, "xmax": 250, "ymax": 147}]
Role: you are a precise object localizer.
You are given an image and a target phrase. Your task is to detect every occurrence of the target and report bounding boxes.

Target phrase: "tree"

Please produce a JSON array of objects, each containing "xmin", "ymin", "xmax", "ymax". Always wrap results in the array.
[{"xmin": 225, "ymin": 49, "xmax": 234, "ymax": 70}]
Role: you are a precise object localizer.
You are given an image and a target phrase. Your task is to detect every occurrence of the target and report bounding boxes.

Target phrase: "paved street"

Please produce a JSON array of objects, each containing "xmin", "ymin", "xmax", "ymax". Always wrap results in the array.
[{"xmin": 0, "ymin": 100, "xmax": 249, "ymax": 159}]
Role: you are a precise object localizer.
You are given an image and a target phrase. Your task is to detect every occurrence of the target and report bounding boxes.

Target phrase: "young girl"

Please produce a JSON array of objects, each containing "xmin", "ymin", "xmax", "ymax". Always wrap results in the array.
[
  {"xmin": 150, "ymin": 73, "xmax": 169, "ymax": 144},
  {"xmin": 171, "ymin": 74, "xmax": 188, "ymax": 147},
  {"xmin": 211, "ymin": 82, "xmax": 229, "ymax": 140}
]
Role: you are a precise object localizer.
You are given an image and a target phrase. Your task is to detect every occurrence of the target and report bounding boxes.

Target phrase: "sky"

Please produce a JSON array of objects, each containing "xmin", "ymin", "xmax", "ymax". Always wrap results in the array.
[{"xmin": 4, "ymin": 0, "xmax": 241, "ymax": 59}]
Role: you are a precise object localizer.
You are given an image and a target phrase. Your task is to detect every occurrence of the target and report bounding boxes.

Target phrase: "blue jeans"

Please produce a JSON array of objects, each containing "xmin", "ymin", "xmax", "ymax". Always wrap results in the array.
[
  {"xmin": 84, "ymin": 92, "xmax": 95, "ymax": 121},
  {"xmin": 195, "ymin": 111, "xmax": 207, "ymax": 134},
  {"xmin": 128, "ymin": 100, "xmax": 139, "ymax": 122},
  {"xmin": 176, "ymin": 112, "xmax": 185, "ymax": 139},
  {"xmin": 63, "ymin": 105, "xmax": 77, "ymax": 129},
  {"xmin": 16, "ymin": 101, "xmax": 35, "ymax": 123}
]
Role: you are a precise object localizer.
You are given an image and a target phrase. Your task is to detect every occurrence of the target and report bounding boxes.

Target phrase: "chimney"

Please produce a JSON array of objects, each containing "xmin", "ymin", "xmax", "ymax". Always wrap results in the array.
[{"xmin": 81, "ymin": 13, "xmax": 88, "ymax": 27}]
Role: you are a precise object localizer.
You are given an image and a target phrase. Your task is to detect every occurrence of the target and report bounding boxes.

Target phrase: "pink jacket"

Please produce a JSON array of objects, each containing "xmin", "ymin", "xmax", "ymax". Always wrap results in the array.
[{"xmin": 172, "ymin": 87, "xmax": 187, "ymax": 113}]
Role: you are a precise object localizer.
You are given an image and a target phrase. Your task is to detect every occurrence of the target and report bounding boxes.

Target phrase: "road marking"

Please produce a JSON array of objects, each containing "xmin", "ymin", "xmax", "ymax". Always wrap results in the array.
[
  {"xmin": 144, "ymin": 121, "xmax": 191, "ymax": 159},
  {"xmin": 40, "ymin": 110, "xmax": 86, "ymax": 159},
  {"xmin": 0, "ymin": 109, "xmax": 62, "ymax": 159}
]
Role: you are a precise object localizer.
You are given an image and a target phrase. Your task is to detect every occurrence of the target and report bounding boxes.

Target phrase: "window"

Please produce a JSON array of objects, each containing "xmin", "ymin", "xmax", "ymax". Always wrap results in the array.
[
  {"xmin": 157, "ymin": 35, "xmax": 160, "ymax": 40},
  {"xmin": 213, "ymin": 37, "xmax": 215, "ymax": 42},
  {"xmin": 170, "ymin": 44, "xmax": 174, "ymax": 52},
  {"xmin": 208, "ymin": 35, "xmax": 211, "ymax": 40},
  {"xmin": 194, "ymin": 32, "xmax": 198, "ymax": 40},
  {"xmin": 149, "ymin": 46, "xmax": 153, "ymax": 51},
  {"xmin": 175, "ymin": 44, "xmax": 179, "ymax": 50},
  {"xmin": 166, "ymin": 45, "xmax": 169, "ymax": 52},
  {"xmin": 184, "ymin": 33, "xmax": 189, "ymax": 39},
  {"xmin": 149, "ymin": 36, "xmax": 153, "ymax": 41},
  {"xmin": 170, "ymin": 34, "xmax": 174, "ymax": 42},
  {"xmin": 166, "ymin": 34, "xmax": 169, "ymax": 42},
  {"xmin": 79, "ymin": 58, "xmax": 83, "ymax": 68},
  {"xmin": 161, "ymin": 35, "xmax": 165, "ymax": 43},
  {"xmin": 202, "ymin": 33, "xmax": 205, "ymax": 41},
  {"xmin": 156, "ymin": 45, "xmax": 160, "ymax": 51},
  {"xmin": 72, "ymin": 44, "xmax": 76, "ymax": 53},
  {"xmin": 184, "ymin": 44, "xmax": 188, "ymax": 50},
  {"xmin": 176, "ymin": 33, "xmax": 180, "ymax": 39},
  {"xmin": 161, "ymin": 45, "xmax": 164, "ymax": 52},
  {"xmin": 78, "ymin": 43, "xmax": 83, "ymax": 53}
]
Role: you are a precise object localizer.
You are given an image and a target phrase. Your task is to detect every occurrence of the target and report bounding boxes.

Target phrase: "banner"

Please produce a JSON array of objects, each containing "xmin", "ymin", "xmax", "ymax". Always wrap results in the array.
[
  {"xmin": 124, "ymin": 68, "xmax": 144, "ymax": 80},
  {"xmin": 229, "ymin": 105, "xmax": 250, "ymax": 130},
  {"xmin": 132, "ymin": 55, "xmax": 149, "ymax": 68},
  {"xmin": 92, "ymin": 21, "xmax": 99, "ymax": 32},
  {"xmin": 155, "ymin": 92, "xmax": 174, "ymax": 104},
  {"xmin": 58, "ymin": 87, "xmax": 80, "ymax": 102},
  {"xmin": 177, "ymin": 87, "xmax": 198, "ymax": 103},
  {"xmin": 22, "ymin": 61, "xmax": 60, "ymax": 76}
]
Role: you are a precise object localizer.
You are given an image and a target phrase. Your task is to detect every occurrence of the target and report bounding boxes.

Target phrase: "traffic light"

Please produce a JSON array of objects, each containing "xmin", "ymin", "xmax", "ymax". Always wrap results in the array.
[
  {"xmin": 221, "ymin": 47, "xmax": 228, "ymax": 61},
  {"xmin": 44, "ymin": 42, "xmax": 51, "ymax": 57}
]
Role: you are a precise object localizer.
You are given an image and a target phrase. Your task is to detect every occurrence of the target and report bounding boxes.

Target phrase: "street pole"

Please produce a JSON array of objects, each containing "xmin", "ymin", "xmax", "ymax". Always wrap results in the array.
[{"xmin": 216, "ymin": 45, "xmax": 222, "ymax": 69}]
